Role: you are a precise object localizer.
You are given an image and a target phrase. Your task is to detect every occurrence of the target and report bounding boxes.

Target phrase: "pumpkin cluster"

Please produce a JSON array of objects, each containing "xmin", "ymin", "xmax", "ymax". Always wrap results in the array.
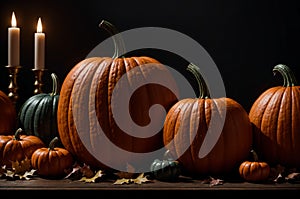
[{"xmin": 1, "ymin": 20, "xmax": 299, "ymax": 183}]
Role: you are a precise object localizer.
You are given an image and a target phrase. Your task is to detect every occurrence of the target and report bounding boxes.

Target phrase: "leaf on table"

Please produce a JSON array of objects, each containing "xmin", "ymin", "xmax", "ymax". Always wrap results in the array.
[
  {"xmin": 286, "ymin": 172, "xmax": 300, "ymax": 183},
  {"xmin": 79, "ymin": 170, "xmax": 104, "ymax": 183},
  {"xmin": 4, "ymin": 170, "xmax": 15, "ymax": 179},
  {"xmin": 80, "ymin": 163, "xmax": 94, "ymax": 178},
  {"xmin": 209, "ymin": 176, "xmax": 224, "ymax": 187},
  {"xmin": 11, "ymin": 157, "xmax": 31, "ymax": 174},
  {"xmin": 271, "ymin": 164, "xmax": 286, "ymax": 183},
  {"xmin": 0, "ymin": 166, "xmax": 6, "ymax": 177},
  {"xmin": 201, "ymin": 176, "xmax": 224, "ymax": 187},
  {"xmin": 64, "ymin": 162, "xmax": 82, "ymax": 180},
  {"xmin": 132, "ymin": 173, "xmax": 150, "ymax": 184},
  {"xmin": 115, "ymin": 162, "xmax": 136, "ymax": 179},
  {"xmin": 15, "ymin": 169, "xmax": 36, "ymax": 180},
  {"xmin": 113, "ymin": 173, "xmax": 151, "ymax": 185},
  {"xmin": 113, "ymin": 178, "xmax": 131, "ymax": 185}
]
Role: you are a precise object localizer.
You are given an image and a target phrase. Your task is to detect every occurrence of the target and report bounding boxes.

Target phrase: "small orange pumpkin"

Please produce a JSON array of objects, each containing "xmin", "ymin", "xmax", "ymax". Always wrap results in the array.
[
  {"xmin": 0, "ymin": 128, "xmax": 45, "ymax": 168},
  {"xmin": 239, "ymin": 150, "xmax": 270, "ymax": 182},
  {"xmin": 31, "ymin": 137, "xmax": 74, "ymax": 178}
]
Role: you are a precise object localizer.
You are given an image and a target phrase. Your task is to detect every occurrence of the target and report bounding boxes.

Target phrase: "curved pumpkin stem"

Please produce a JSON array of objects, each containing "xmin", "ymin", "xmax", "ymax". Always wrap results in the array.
[
  {"xmin": 50, "ymin": 73, "xmax": 60, "ymax": 96},
  {"xmin": 250, "ymin": 149, "xmax": 259, "ymax": 162},
  {"xmin": 13, "ymin": 128, "xmax": 23, "ymax": 141},
  {"xmin": 273, "ymin": 64, "xmax": 297, "ymax": 87},
  {"xmin": 48, "ymin": 137, "xmax": 59, "ymax": 150},
  {"xmin": 99, "ymin": 20, "xmax": 126, "ymax": 58},
  {"xmin": 187, "ymin": 63, "xmax": 210, "ymax": 99}
]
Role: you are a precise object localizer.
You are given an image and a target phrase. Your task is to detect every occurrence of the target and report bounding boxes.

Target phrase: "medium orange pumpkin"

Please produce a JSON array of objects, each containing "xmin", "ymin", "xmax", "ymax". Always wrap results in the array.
[
  {"xmin": 0, "ymin": 90, "xmax": 16, "ymax": 135},
  {"xmin": 163, "ymin": 63, "xmax": 253, "ymax": 176},
  {"xmin": 57, "ymin": 20, "xmax": 179, "ymax": 171},
  {"xmin": 249, "ymin": 64, "xmax": 300, "ymax": 168}
]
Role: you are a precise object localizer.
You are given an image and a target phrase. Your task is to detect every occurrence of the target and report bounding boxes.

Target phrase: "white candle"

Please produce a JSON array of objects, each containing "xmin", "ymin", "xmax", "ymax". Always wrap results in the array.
[
  {"xmin": 34, "ymin": 17, "xmax": 45, "ymax": 70},
  {"xmin": 8, "ymin": 12, "xmax": 20, "ymax": 67}
]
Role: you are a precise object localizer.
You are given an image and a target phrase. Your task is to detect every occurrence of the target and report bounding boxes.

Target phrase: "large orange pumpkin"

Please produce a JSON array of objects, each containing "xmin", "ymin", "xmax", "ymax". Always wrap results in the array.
[
  {"xmin": 57, "ymin": 20, "xmax": 179, "ymax": 171},
  {"xmin": 249, "ymin": 64, "xmax": 300, "ymax": 168},
  {"xmin": 0, "ymin": 90, "xmax": 16, "ymax": 135},
  {"xmin": 163, "ymin": 63, "xmax": 253, "ymax": 176}
]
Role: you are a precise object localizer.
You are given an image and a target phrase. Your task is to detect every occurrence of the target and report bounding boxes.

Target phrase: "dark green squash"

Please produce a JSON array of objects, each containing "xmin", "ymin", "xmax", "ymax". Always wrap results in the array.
[
  {"xmin": 150, "ymin": 150, "xmax": 181, "ymax": 181},
  {"xmin": 19, "ymin": 73, "xmax": 60, "ymax": 145}
]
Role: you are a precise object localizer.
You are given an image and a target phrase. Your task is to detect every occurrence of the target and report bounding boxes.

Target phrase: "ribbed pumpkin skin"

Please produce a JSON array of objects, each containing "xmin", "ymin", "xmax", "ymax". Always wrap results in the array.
[
  {"xmin": 19, "ymin": 73, "xmax": 60, "ymax": 146},
  {"xmin": 0, "ymin": 129, "xmax": 45, "ymax": 168},
  {"xmin": 31, "ymin": 140, "xmax": 74, "ymax": 178},
  {"xmin": 249, "ymin": 86, "xmax": 300, "ymax": 168},
  {"xmin": 57, "ymin": 56, "xmax": 178, "ymax": 170},
  {"xmin": 0, "ymin": 90, "xmax": 16, "ymax": 135},
  {"xmin": 163, "ymin": 97, "xmax": 253, "ymax": 176},
  {"xmin": 19, "ymin": 93, "xmax": 59, "ymax": 145},
  {"xmin": 239, "ymin": 160, "xmax": 270, "ymax": 182}
]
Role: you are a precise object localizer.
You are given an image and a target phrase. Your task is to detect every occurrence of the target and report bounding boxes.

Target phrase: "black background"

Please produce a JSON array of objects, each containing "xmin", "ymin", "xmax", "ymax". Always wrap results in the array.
[{"xmin": 0, "ymin": 0, "xmax": 300, "ymax": 112}]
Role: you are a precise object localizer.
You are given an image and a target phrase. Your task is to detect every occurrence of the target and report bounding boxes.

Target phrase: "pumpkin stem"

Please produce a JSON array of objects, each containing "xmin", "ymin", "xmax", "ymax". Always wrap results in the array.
[
  {"xmin": 99, "ymin": 20, "xmax": 126, "ymax": 58},
  {"xmin": 50, "ymin": 73, "xmax": 60, "ymax": 96},
  {"xmin": 187, "ymin": 63, "xmax": 210, "ymax": 98},
  {"xmin": 48, "ymin": 137, "xmax": 59, "ymax": 150},
  {"xmin": 250, "ymin": 149, "xmax": 259, "ymax": 162},
  {"xmin": 273, "ymin": 64, "xmax": 297, "ymax": 87},
  {"xmin": 13, "ymin": 128, "xmax": 23, "ymax": 140}
]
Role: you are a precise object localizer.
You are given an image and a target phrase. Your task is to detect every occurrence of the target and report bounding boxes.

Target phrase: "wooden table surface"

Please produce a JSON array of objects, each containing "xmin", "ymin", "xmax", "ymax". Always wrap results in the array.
[{"xmin": 1, "ymin": 175, "xmax": 299, "ymax": 197}]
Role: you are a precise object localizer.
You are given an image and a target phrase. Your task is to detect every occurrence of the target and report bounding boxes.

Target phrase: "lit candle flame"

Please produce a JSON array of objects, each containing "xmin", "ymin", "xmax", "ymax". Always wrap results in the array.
[
  {"xmin": 37, "ymin": 17, "xmax": 43, "ymax": 33},
  {"xmin": 11, "ymin": 12, "xmax": 17, "ymax": 27}
]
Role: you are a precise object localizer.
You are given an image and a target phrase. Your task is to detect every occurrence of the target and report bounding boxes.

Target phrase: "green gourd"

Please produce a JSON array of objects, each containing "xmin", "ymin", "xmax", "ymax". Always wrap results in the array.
[
  {"xmin": 19, "ymin": 73, "xmax": 60, "ymax": 145},
  {"xmin": 150, "ymin": 150, "xmax": 181, "ymax": 181}
]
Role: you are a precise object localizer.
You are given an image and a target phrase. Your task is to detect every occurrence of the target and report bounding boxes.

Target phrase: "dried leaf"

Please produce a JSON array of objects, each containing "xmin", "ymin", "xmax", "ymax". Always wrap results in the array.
[
  {"xmin": 0, "ymin": 166, "xmax": 5, "ymax": 177},
  {"xmin": 113, "ymin": 178, "xmax": 131, "ymax": 185},
  {"xmin": 11, "ymin": 157, "xmax": 31, "ymax": 174},
  {"xmin": 79, "ymin": 170, "xmax": 104, "ymax": 183},
  {"xmin": 286, "ymin": 172, "xmax": 300, "ymax": 183},
  {"xmin": 113, "ymin": 173, "xmax": 151, "ymax": 185},
  {"xmin": 64, "ymin": 165, "xmax": 81, "ymax": 179},
  {"xmin": 4, "ymin": 170, "xmax": 15, "ymax": 179},
  {"xmin": 115, "ymin": 163, "xmax": 136, "ymax": 179},
  {"xmin": 132, "ymin": 173, "xmax": 150, "ymax": 184},
  {"xmin": 80, "ymin": 163, "xmax": 94, "ymax": 178},
  {"xmin": 15, "ymin": 169, "xmax": 36, "ymax": 180},
  {"xmin": 209, "ymin": 176, "xmax": 224, "ymax": 187}
]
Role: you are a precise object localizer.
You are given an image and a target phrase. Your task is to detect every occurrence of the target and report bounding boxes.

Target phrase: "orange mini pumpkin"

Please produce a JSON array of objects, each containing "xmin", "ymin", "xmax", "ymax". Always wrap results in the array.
[
  {"xmin": 31, "ymin": 137, "xmax": 74, "ymax": 178},
  {"xmin": 239, "ymin": 150, "xmax": 270, "ymax": 182}
]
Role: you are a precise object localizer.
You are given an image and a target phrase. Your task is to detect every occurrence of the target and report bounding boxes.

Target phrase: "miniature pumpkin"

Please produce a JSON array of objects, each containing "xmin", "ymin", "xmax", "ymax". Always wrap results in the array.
[
  {"xmin": 19, "ymin": 73, "xmax": 60, "ymax": 145},
  {"xmin": 150, "ymin": 150, "xmax": 181, "ymax": 181},
  {"xmin": 163, "ymin": 63, "xmax": 253, "ymax": 176},
  {"xmin": 239, "ymin": 150, "xmax": 270, "ymax": 182},
  {"xmin": 249, "ymin": 64, "xmax": 300, "ymax": 168},
  {"xmin": 0, "ymin": 128, "xmax": 45, "ymax": 168},
  {"xmin": 57, "ymin": 20, "xmax": 178, "ymax": 171},
  {"xmin": 0, "ymin": 90, "xmax": 16, "ymax": 135},
  {"xmin": 31, "ymin": 137, "xmax": 74, "ymax": 178}
]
